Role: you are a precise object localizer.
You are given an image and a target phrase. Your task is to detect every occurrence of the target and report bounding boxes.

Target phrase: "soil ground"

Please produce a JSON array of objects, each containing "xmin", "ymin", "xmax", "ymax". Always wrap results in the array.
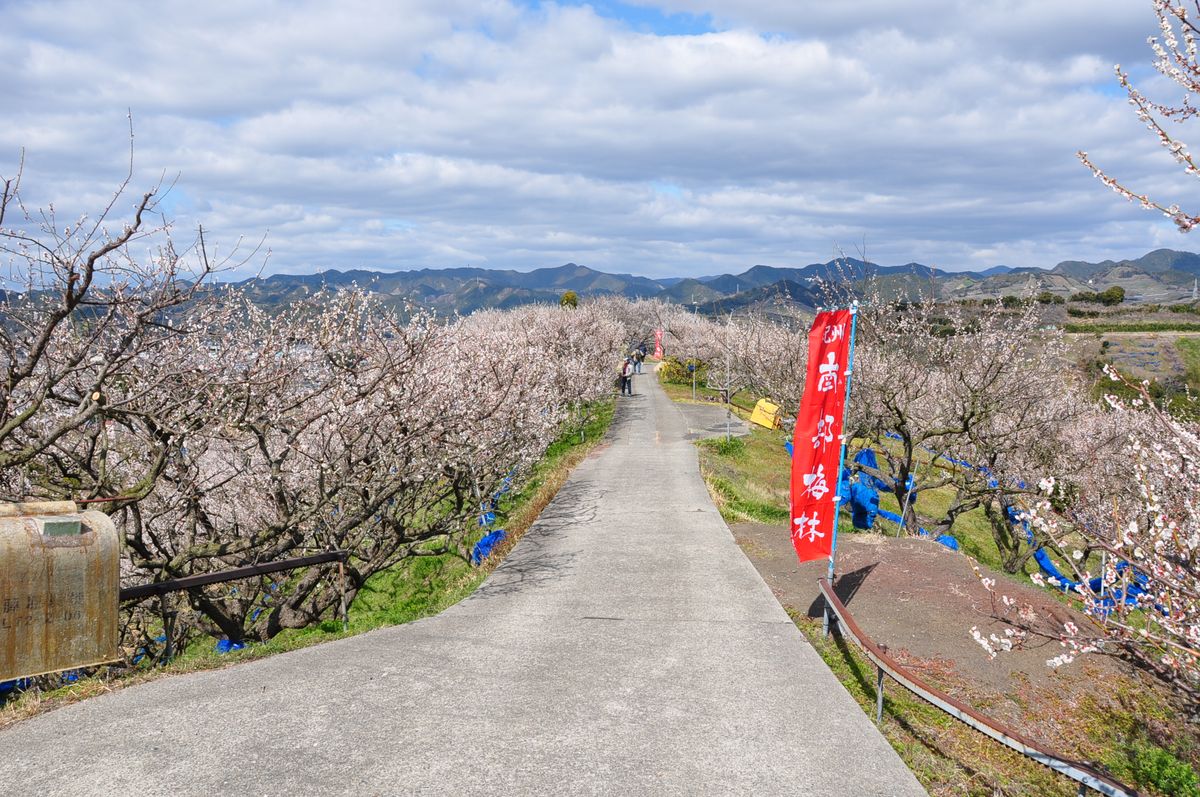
[
  {"xmin": 731, "ymin": 522, "xmax": 1125, "ymax": 693},
  {"xmin": 729, "ymin": 522, "xmax": 1194, "ymax": 771}
]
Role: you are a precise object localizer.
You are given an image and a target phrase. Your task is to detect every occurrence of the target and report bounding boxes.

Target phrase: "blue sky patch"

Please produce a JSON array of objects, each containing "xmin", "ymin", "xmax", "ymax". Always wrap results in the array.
[
  {"xmin": 520, "ymin": 1, "xmax": 714, "ymax": 36},
  {"xmin": 650, "ymin": 180, "xmax": 685, "ymax": 198}
]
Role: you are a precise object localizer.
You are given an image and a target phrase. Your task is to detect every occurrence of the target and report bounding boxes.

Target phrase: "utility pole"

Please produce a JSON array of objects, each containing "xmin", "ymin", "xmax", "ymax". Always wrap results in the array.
[{"xmin": 724, "ymin": 313, "xmax": 732, "ymax": 441}]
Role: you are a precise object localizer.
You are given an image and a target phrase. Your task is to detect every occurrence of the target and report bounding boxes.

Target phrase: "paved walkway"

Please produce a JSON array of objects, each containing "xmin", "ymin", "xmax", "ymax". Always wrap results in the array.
[{"xmin": 0, "ymin": 372, "xmax": 926, "ymax": 796}]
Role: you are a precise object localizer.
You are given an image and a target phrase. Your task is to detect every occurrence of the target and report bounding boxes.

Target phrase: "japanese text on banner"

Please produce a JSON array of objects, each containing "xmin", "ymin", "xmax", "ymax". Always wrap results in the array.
[{"xmin": 789, "ymin": 309, "xmax": 854, "ymax": 563}]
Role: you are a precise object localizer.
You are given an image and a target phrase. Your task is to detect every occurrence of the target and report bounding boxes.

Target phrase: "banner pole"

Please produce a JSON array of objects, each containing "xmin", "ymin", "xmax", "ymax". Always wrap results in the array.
[{"xmin": 823, "ymin": 302, "xmax": 859, "ymax": 637}]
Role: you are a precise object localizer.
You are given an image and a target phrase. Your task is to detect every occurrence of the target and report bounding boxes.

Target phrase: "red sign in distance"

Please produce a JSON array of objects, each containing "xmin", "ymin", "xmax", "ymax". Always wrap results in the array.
[
  {"xmin": 654, "ymin": 329, "xmax": 664, "ymax": 359},
  {"xmin": 789, "ymin": 309, "xmax": 853, "ymax": 563}
]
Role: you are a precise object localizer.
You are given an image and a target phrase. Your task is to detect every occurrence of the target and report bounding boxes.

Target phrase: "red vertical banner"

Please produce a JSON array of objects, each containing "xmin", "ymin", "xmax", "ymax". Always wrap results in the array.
[
  {"xmin": 653, "ymin": 329, "xmax": 664, "ymax": 358},
  {"xmin": 790, "ymin": 309, "xmax": 854, "ymax": 563}
]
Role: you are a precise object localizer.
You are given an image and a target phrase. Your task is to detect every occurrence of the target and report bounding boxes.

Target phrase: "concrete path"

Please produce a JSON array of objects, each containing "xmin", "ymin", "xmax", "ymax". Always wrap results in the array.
[{"xmin": 0, "ymin": 371, "xmax": 926, "ymax": 796}]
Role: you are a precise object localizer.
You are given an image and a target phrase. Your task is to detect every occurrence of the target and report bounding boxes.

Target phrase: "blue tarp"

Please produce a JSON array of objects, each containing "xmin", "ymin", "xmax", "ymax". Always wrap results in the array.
[
  {"xmin": 853, "ymin": 449, "xmax": 891, "ymax": 491},
  {"xmin": 801, "ymin": 437, "xmax": 1151, "ymax": 602},
  {"xmin": 1008, "ymin": 506, "xmax": 1147, "ymax": 608},
  {"xmin": 216, "ymin": 639, "xmax": 246, "ymax": 654},
  {"xmin": 788, "ymin": 439, "xmax": 959, "ymax": 549},
  {"xmin": 875, "ymin": 507, "xmax": 959, "ymax": 550},
  {"xmin": 848, "ymin": 479, "xmax": 880, "ymax": 529},
  {"xmin": 471, "ymin": 529, "xmax": 508, "ymax": 565},
  {"xmin": 0, "ymin": 678, "xmax": 30, "ymax": 700},
  {"xmin": 843, "ymin": 455, "xmax": 960, "ymax": 551}
]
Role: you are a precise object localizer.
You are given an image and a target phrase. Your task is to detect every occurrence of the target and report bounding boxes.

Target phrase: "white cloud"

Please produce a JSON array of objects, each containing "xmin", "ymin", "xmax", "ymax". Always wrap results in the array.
[{"xmin": 1, "ymin": 0, "xmax": 1193, "ymax": 278}]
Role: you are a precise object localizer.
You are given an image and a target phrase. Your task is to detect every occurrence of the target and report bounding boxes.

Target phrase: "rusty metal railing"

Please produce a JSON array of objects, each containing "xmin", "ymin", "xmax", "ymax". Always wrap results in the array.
[
  {"xmin": 817, "ymin": 577, "xmax": 1138, "ymax": 797},
  {"xmin": 120, "ymin": 551, "xmax": 350, "ymax": 662},
  {"xmin": 118, "ymin": 550, "xmax": 349, "ymax": 602}
]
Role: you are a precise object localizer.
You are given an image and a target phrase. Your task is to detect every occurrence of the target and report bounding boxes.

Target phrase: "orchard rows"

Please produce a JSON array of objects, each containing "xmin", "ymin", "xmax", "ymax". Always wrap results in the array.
[{"xmin": 1, "ymin": 164, "xmax": 1195, "ymax": 702}]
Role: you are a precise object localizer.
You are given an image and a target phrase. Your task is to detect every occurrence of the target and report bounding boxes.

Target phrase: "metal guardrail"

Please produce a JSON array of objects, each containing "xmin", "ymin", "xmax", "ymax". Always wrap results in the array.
[
  {"xmin": 817, "ymin": 577, "xmax": 1139, "ymax": 797},
  {"xmin": 119, "ymin": 551, "xmax": 350, "ymax": 662},
  {"xmin": 118, "ymin": 550, "xmax": 349, "ymax": 602}
]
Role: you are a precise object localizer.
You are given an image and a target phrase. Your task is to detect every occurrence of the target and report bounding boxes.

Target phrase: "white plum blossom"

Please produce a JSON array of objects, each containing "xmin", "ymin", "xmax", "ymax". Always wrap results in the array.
[{"xmin": 1079, "ymin": 1, "xmax": 1200, "ymax": 230}]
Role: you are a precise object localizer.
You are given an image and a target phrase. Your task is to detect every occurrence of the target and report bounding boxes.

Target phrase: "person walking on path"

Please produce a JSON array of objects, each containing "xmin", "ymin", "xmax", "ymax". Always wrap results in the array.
[
  {"xmin": 633, "ymin": 347, "xmax": 645, "ymax": 374},
  {"xmin": 620, "ymin": 356, "xmax": 634, "ymax": 395}
]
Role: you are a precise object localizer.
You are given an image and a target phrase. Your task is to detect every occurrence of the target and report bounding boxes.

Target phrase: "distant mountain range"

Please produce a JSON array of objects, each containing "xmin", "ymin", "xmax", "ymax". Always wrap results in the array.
[{"xmin": 234, "ymin": 248, "xmax": 1200, "ymax": 316}]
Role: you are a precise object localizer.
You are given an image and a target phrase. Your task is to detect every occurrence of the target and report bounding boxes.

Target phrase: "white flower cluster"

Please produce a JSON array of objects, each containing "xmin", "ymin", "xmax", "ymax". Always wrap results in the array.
[{"xmin": 970, "ymin": 626, "xmax": 1024, "ymax": 660}]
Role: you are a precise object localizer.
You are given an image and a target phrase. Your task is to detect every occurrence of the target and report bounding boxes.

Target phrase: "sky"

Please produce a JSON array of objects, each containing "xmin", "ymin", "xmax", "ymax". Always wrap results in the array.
[{"xmin": 1, "ymin": 0, "xmax": 1196, "ymax": 279}]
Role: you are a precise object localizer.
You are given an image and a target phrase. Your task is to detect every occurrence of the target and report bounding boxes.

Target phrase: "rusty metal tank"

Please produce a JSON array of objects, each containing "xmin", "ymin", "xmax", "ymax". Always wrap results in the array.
[{"xmin": 0, "ymin": 500, "xmax": 120, "ymax": 681}]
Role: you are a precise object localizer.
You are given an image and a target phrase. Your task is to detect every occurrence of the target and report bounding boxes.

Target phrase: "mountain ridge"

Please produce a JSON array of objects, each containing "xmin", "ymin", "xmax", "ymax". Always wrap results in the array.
[{"xmin": 232, "ymin": 249, "xmax": 1200, "ymax": 315}]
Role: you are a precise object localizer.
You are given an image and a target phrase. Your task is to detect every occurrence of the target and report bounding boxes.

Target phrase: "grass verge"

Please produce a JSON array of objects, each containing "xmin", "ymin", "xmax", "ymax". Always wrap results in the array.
[
  {"xmin": 791, "ymin": 611, "xmax": 1066, "ymax": 796},
  {"xmin": 697, "ymin": 429, "xmax": 791, "ymax": 524},
  {"xmin": 657, "ymin": 373, "xmax": 759, "ymax": 414},
  {"xmin": 0, "ymin": 400, "xmax": 615, "ymax": 729}
]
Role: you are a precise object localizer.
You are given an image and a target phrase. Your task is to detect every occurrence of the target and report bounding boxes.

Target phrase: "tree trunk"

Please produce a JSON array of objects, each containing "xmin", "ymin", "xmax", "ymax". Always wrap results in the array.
[{"xmin": 983, "ymin": 497, "xmax": 1024, "ymax": 573}]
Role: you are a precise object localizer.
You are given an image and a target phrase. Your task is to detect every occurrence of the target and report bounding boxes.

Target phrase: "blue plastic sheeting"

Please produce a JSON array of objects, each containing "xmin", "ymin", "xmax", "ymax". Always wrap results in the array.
[
  {"xmin": 215, "ymin": 639, "xmax": 246, "ymax": 654},
  {"xmin": 249, "ymin": 582, "xmax": 278, "ymax": 623},
  {"xmin": 853, "ymin": 449, "xmax": 891, "ymax": 491},
  {"xmin": 1, "ymin": 670, "xmax": 84, "ymax": 694},
  {"xmin": 883, "ymin": 431, "xmax": 1029, "ymax": 489},
  {"xmin": 935, "ymin": 534, "xmax": 960, "ymax": 551},
  {"xmin": 471, "ymin": 529, "xmax": 508, "ymax": 566},
  {"xmin": 875, "ymin": 507, "xmax": 960, "ymax": 551},
  {"xmin": 848, "ymin": 479, "xmax": 880, "ymax": 529},
  {"xmin": 1007, "ymin": 506, "xmax": 1082, "ymax": 591},
  {"xmin": 1007, "ymin": 506, "xmax": 1148, "ymax": 607},
  {"xmin": 876, "ymin": 507, "xmax": 931, "ymax": 538},
  {"xmin": 790, "ymin": 441, "xmax": 961, "ymax": 549},
  {"xmin": 477, "ymin": 471, "xmax": 516, "ymax": 517},
  {"xmin": 131, "ymin": 634, "xmax": 169, "ymax": 665},
  {"xmin": 0, "ymin": 678, "xmax": 31, "ymax": 699},
  {"xmin": 877, "ymin": 507, "xmax": 904, "ymax": 526},
  {"xmin": 811, "ymin": 438, "xmax": 1151, "ymax": 601}
]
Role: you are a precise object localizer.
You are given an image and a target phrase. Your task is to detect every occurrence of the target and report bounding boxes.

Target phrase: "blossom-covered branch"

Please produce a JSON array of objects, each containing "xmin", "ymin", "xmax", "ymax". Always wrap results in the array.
[{"xmin": 1079, "ymin": 0, "xmax": 1200, "ymax": 231}]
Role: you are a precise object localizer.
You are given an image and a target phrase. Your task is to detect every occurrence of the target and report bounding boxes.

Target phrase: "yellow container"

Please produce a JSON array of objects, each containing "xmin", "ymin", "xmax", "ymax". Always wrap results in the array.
[{"xmin": 749, "ymin": 399, "xmax": 782, "ymax": 430}]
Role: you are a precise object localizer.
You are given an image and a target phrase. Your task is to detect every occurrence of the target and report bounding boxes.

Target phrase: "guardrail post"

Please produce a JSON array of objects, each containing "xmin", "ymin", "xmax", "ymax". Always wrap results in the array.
[
  {"xmin": 875, "ymin": 664, "xmax": 885, "ymax": 725},
  {"xmin": 338, "ymin": 558, "xmax": 349, "ymax": 633},
  {"xmin": 159, "ymin": 596, "xmax": 176, "ymax": 664},
  {"xmin": 822, "ymin": 578, "xmax": 835, "ymax": 638}
]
